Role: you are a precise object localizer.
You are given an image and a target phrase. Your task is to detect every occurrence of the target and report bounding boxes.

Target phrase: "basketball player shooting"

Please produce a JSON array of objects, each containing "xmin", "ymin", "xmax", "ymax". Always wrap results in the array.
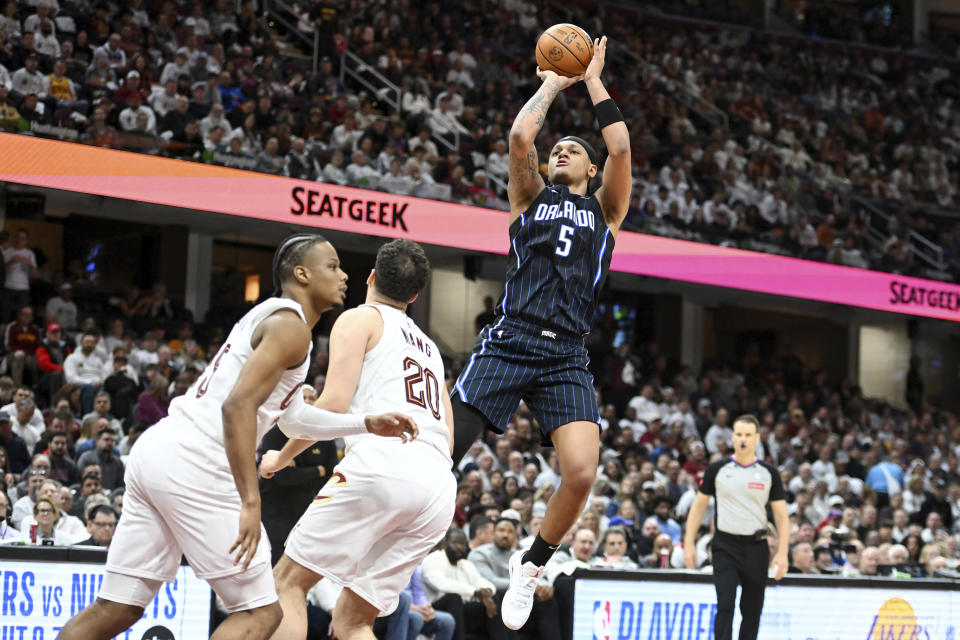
[
  {"xmin": 57, "ymin": 235, "xmax": 417, "ymax": 640},
  {"xmin": 450, "ymin": 35, "xmax": 631, "ymax": 630}
]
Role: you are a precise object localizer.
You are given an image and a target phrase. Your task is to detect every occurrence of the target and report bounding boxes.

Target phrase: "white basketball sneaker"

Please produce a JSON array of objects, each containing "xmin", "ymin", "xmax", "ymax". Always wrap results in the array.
[{"xmin": 501, "ymin": 550, "xmax": 544, "ymax": 630}]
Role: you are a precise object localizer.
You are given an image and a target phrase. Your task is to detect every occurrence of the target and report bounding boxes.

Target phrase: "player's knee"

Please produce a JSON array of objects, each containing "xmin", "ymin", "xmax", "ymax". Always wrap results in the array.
[
  {"xmin": 254, "ymin": 601, "xmax": 283, "ymax": 632},
  {"xmin": 563, "ymin": 464, "xmax": 595, "ymax": 496},
  {"xmin": 94, "ymin": 598, "xmax": 146, "ymax": 628}
]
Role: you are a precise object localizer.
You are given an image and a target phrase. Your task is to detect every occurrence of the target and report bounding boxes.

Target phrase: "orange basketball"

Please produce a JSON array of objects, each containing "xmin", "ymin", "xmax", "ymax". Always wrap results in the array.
[{"xmin": 535, "ymin": 24, "xmax": 594, "ymax": 78}]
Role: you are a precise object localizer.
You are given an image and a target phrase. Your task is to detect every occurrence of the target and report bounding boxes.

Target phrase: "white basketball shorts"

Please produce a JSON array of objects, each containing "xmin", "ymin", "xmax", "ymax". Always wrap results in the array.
[
  {"xmin": 104, "ymin": 417, "xmax": 275, "ymax": 612},
  {"xmin": 284, "ymin": 438, "xmax": 455, "ymax": 616}
]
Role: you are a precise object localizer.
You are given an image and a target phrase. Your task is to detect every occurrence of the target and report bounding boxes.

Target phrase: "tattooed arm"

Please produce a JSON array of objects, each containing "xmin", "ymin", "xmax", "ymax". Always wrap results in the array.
[{"xmin": 507, "ymin": 70, "xmax": 581, "ymax": 221}]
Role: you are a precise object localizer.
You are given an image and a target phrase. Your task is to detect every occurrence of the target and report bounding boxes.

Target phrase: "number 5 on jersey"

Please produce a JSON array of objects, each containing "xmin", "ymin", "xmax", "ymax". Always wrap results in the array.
[{"xmin": 555, "ymin": 224, "xmax": 574, "ymax": 257}]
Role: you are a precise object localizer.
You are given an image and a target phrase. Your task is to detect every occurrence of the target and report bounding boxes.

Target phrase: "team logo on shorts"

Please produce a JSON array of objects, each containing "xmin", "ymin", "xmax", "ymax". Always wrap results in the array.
[{"xmin": 313, "ymin": 471, "xmax": 347, "ymax": 504}]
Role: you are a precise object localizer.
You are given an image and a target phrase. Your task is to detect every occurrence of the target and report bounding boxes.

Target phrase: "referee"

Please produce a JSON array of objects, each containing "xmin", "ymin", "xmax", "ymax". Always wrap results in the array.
[{"xmin": 684, "ymin": 414, "xmax": 789, "ymax": 640}]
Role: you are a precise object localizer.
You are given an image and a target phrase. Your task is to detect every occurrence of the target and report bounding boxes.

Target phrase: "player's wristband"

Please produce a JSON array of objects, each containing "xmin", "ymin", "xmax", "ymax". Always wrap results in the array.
[
  {"xmin": 277, "ymin": 402, "xmax": 368, "ymax": 440},
  {"xmin": 594, "ymin": 98, "xmax": 624, "ymax": 129}
]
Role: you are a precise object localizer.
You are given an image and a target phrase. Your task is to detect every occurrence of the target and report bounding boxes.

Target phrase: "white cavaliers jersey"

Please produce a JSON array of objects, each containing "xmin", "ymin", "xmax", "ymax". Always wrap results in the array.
[
  {"xmin": 346, "ymin": 304, "xmax": 451, "ymax": 463},
  {"xmin": 168, "ymin": 297, "xmax": 311, "ymax": 447}
]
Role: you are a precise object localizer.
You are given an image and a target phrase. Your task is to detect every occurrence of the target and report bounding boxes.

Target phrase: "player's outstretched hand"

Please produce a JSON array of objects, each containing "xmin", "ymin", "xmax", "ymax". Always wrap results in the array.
[
  {"xmin": 536, "ymin": 67, "xmax": 582, "ymax": 91},
  {"xmin": 365, "ymin": 412, "xmax": 419, "ymax": 442},
  {"xmin": 259, "ymin": 450, "xmax": 283, "ymax": 479},
  {"xmin": 584, "ymin": 36, "xmax": 607, "ymax": 83},
  {"xmin": 229, "ymin": 501, "xmax": 261, "ymax": 571}
]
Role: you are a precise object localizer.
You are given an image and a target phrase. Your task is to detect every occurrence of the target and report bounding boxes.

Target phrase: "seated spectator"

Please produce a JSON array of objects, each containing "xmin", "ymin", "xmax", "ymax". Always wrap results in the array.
[
  {"xmin": 11, "ymin": 54, "xmax": 45, "ymax": 101},
  {"xmin": 63, "ymin": 331, "xmax": 104, "ymax": 414},
  {"xmin": 592, "ymin": 526, "xmax": 639, "ymax": 570},
  {"xmin": 0, "ymin": 84, "xmax": 22, "ymax": 132},
  {"xmin": 859, "ymin": 546, "xmax": 880, "ymax": 576},
  {"xmin": 5, "ymin": 305, "xmax": 40, "ymax": 388},
  {"xmin": 76, "ymin": 427, "xmax": 123, "ymax": 491},
  {"xmin": 113, "ymin": 70, "xmax": 146, "ymax": 106},
  {"xmin": 149, "ymin": 80, "xmax": 179, "ymax": 117},
  {"xmin": 171, "ymin": 119, "xmax": 204, "ymax": 159},
  {"xmin": 421, "ymin": 528, "xmax": 501, "ymax": 640},
  {"xmin": 788, "ymin": 541, "xmax": 818, "ymax": 574},
  {"xmin": 44, "ymin": 58, "xmax": 87, "ymax": 118},
  {"xmin": 346, "ymin": 149, "xmax": 380, "ymax": 189},
  {"xmin": 0, "ymin": 411, "xmax": 30, "ymax": 476},
  {"xmin": 42, "ymin": 427, "xmax": 78, "ymax": 486},
  {"xmin": 11, "ymin": 398, "xmax": 41, "ymax": 452},
  {"xmin": 75, "ymin": 503, "xmax": 117, "ymax": 547},
  {"xmin": 254, "ymin": 136, "xmax": 283, "ymax": 174},
  {"xmin": 84, "ymin": 105, "xmax": 118, "ymax": 147},
  {"xmin": 380, "ymin": 157, "xmax": 414, "ymax": 195},
  {"xmin": 199, "ymin": 102, "xmax": 229, "ymax": 140},
  {"xmin": 135, "ymin": 374, "xmax": 168, "ymax": 426},
  {"xmin": 22, "ymin": 496, "xmax": 69, "ymax": 545},
  {"xmin": 0, "ymin": 490, "xmax": 19, "ymax": 540},
  {"xmin": 118, "ymin": 93, "xmax": 155, "ymax": 133},
  {"xmin": 11, "ymin": 467, "xmax": 45, "ymax": 529},
  {"xmin": 80, "ymin": 390, "xmax": 122, "ymax": 435},
  {"xmin": 94, "ymin": 33, "xmax": 126, "ymax": 70},
  {"xmin": 17, "ymin": 478, "xmax": 85, "ymax": 544},
  {"xmin": 651, "ymin": 496, "xmax": 683, "ymax": 543},
  {"xmin": 405, "ymin": 566, "xmax": 456, "ymax": 640},
  {"xmin": 468, "ymin": 516, "xmax": 559, "ymax": 638},
  {"xmin": 283, "ymin": 137, "xmax": 321, "ymax": 181}
]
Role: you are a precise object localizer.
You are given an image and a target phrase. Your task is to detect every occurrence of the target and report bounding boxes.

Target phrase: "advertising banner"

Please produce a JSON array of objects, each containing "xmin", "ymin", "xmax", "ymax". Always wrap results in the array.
[
  {"xmin": 0, "ymin": 560, "xmax": 211, "ymax": 640},
  {"xmin": 574, "ymin": 578, "xmax": 959, "ymax": 640},
  {"xmin": 3, "ymin": 133, "xmax": 960, "ymax": 321}
]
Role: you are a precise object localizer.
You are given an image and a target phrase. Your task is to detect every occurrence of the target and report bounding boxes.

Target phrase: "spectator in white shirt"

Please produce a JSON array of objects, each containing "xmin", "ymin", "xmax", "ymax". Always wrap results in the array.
[
  {"xmin": 199, "ymin": 102, "xmax": 229, "ymax": 139},
  {"xmin": 1, "ymin": 386, "xmax": 44, "ymax": 437},
  {"xmin": 94, "ymin": 33, "xmax": 127, "ymax": 70},
  {"xmin": 811, "ymin": 446, "xmax": 839, "ymax": 493},
  {"xmin": 446, "ymin": 58, "xmax": 474, "ymax": 89},
  {"xmin": 33, "ymin": 20, "xmax": 59, "ymax": 58},
  {"xmin": 447, "ymin": 41, "xmax": 477, "ymax": 69},
  {"xmin": 759, "ymin": 190, "xmax": 789, "ymax": 227},
  {"xmin": 705, "ymin": 408, "xmax": 733, "ymax": 455},
  {"xmin": 408, "ymin": 127, "xmax": 439, "ymax": 158},
  {"xmin": 158, "ymin": 49, "xmax": 190, "ymax": 86},
  {"xmin": 433, "ymin": 84, "xmax": 464, "ymax": 117},
  {"xmin": 486, "ymin": 139, "xmax": 508, "ymax": 181},
  {"xmin": 22, "ymin": 3, "xmax": 54, "ymax": 34},
  {"xmin": 345, "ymin": 150, "xmax": 380, "ymax": 188},
  {"xmin": 322, "ymin": 150, "xmax": 348, "ymax": 186},
  {"xmin": 11, "ymin": 55, "xmax": 46, "ymax": 99},
  {"xmin": 11, "ymin": 398, "xmax": 42, "ymax": 452},
  {"xmin": 149, "ymin": 80, "xmax": 180, "ymax": 116},
  {"xmin": 63, "ymin": 332, "xmax": 105, "ymax": 414},
  {"xmin": 118, "ymin": 94, "xmax": 155, "ymax": 133},
  {"xmin": 330, "ymin": 113, "xmax": 363, "ymax": 153}
]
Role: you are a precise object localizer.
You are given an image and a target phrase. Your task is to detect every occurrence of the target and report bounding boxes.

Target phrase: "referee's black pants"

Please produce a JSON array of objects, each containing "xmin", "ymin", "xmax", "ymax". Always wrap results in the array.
[{"xmin": 712, "ymin": 531, "xmax": 769, "ymax": 640}]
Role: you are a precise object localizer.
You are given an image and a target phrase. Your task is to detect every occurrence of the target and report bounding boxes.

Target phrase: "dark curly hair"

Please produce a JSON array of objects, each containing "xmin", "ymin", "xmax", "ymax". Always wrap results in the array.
[{"xmin": 374, "ymin": 239, "xmax": 430, "ymax": 303}]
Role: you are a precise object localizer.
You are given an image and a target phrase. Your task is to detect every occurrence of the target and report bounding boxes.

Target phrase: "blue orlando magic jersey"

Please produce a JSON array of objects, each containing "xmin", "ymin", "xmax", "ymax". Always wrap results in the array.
[{"xmin": 498, "ymin": 184, "xmax": 614, "ymax": 336}]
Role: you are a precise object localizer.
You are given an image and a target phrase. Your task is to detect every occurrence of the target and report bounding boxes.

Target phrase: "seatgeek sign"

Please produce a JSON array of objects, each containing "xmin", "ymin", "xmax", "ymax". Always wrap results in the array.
[
  {"xmin": 0, "ymin": 560, "xmax": 210, "ymax": 639},
  {"xmin": 3, "ymin": 133, "xmax": 960, "ymax": 321},
  {"xmin": 574, "ymin": 578, "xmax": 959, "ymax": 640}
]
